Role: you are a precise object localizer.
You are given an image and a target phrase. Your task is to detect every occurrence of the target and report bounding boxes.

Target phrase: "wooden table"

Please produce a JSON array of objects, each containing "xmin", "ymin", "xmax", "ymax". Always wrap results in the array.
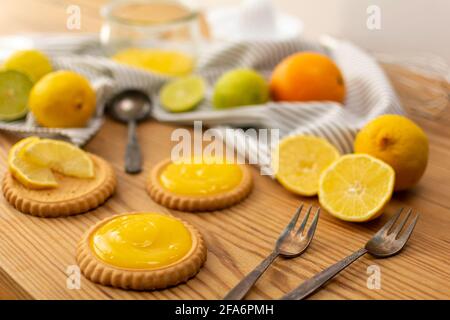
[{"xmin": 0, "ymin": 0, "xmax": 449, "ymax": 300}]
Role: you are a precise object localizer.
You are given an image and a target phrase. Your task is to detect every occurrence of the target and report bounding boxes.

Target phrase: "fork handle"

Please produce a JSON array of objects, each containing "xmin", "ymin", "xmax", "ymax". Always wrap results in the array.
[
  {"xmin": 281, "ymin": 248, "xmax": 368, "ymax": 300},
  {"xmin": 224, "ymin": 251, "xmax": 279, "ymax": 300}
]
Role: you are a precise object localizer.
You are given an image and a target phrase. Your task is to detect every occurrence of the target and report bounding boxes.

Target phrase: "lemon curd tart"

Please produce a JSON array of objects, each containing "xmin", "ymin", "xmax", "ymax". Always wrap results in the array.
[
  {"xmin": 146, "ymin": 158, "xmax": 253, "ymax": 211},
  {"xmin": 77, "ymin": 212, "xmax": 207, "ymax": 290}
]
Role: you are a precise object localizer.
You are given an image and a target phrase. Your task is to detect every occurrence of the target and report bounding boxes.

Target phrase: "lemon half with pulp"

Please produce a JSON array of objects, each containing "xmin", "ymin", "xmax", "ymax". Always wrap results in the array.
[
  {"xmin": 319, "ymin": 154, "xmax": 395, "ymax": 222},
  {"xmin": 273, "ymin": 135, "xmax": 340, "ymax": 196}
]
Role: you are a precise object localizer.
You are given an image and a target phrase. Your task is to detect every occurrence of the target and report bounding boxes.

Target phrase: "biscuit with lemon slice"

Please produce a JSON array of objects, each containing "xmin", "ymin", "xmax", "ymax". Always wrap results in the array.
[{"xmin": 2, "ymin": 138, "xmax": 116, "ymax": 217}]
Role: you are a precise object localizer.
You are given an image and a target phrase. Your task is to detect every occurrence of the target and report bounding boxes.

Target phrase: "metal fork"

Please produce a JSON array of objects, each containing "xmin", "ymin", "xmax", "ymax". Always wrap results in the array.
[
  {"xmin": 224, "ymin": 203, "xmax": 320, "ymax": 300},
  {"xmin": 281, "ymin": 208, "xmax": 419, "ymax": 300}
]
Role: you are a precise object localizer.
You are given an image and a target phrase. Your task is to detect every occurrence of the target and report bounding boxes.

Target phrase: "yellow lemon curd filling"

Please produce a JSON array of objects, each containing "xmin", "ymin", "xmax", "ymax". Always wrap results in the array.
[
  {"xmin": 159, "ymin": 160, "xmax": 243, "ymax": 196},
  {"xmin": 112, "ymin": 48, "xmax": 194, "ymax": 76},
  {"xmin": 90, "ymin": 213, "xmax": 192, "ymax": 270}
]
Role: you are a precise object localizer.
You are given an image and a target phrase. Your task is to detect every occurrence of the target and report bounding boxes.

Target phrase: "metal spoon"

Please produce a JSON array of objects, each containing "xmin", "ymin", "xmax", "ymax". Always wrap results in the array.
[{"xmin": 106, "ymin": 90, "xmax": 151, "ymax": 174}]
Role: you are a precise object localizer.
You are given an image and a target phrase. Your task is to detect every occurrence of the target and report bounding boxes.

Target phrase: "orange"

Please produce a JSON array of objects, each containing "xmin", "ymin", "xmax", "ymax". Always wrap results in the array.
[{"xmin": 270, "ymin": 52, "xmax": 345, "ymax": 103}]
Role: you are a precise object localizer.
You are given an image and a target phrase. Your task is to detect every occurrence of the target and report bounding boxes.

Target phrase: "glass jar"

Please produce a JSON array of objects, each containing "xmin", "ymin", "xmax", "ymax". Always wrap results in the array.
[{"xmin": 100, "ymin": 0, "xmax": 202, "ymax": 76}]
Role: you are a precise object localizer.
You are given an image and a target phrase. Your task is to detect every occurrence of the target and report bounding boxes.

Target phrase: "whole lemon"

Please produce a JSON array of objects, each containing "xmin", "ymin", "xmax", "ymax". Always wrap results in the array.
[
  {"xmin": 354, "ymin": 114, "xmax": 428, "ymax": 191},
  {"xmin": 29, "ymin": 71, "xmax": 96, "ymax": 128},
  {"xmin": 3, "ymin": 49, "xmax": 52, "ymax": 83},
  {"xmin": 213, "ymin": 68, "xmax": 269, "ymax": 109},
  {"xmin": 270, "ymin": 52, "xmax": 345, "ymax": 103}
]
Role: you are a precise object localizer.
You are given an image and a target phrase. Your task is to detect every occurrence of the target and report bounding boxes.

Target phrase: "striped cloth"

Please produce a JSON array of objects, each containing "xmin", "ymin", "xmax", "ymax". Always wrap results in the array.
[{"xmin": 0, "ymin": 35, "xmax": 402, "ymax": 172}]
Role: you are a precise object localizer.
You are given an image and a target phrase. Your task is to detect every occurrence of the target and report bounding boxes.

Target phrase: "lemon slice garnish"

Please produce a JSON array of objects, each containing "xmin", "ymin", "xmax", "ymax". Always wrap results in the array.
[
  {"xmin": 23, "ymin": 139, "xmax": 94, "ymax": 179},
  {"xmin": 8, "ymin": 137, "xmax": 58, "ymax": 189}
]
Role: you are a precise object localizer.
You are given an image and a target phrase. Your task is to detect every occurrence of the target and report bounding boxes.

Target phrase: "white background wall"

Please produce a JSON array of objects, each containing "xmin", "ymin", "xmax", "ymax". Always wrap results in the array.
[{"xmin": 202, "ymin": 0, "xmax": 450, "ymax": 62}]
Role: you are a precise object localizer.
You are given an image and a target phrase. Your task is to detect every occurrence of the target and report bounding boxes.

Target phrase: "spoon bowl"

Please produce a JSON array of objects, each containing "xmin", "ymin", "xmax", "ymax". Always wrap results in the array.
[
  {"xmin": 106, "ymin": 90, "xmax": 152, "ymax": 174},
  {"xmin": 106, "ymin": 89, "xmax": 152, "ymax": 123}
]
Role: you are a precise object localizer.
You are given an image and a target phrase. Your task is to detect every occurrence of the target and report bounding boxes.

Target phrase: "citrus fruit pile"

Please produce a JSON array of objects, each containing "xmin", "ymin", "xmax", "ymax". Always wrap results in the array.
[
  {"xmin": 0, "ymin": 50, "xmax": 52, "ymax": 121},
  {"xmin": 274, "ymin": 115, "xmax": 428, "ymax": 222},
  {"xmin": 155, "ymin": 51, "xmax": 344, "ymax": 113},
  {"xmin": 8, "ymin": 137, "xmax": 94, "ymax": 189},
  {"xmin": 158, "ymin": 68, "xmax": 271, "ymax": 113},
  {"xmin": 0, "ymin": 49, "xmax": 96, "ymax": 128}
]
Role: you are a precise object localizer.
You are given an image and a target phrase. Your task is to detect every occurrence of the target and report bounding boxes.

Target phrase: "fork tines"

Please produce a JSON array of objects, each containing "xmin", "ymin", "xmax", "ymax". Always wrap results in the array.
[
  {"xmin": 376, "ymin": 207, "xmax": 420, "ymax": 241},
  {"xmin": 281, "ymin": 203, "xmax": 320, "ymax": 239}
]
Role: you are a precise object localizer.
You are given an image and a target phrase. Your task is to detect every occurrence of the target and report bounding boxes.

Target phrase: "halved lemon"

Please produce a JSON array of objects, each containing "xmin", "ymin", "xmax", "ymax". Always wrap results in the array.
[
  {"xmin": 273, "ymin": 135, "xmax": 340, "ymax": 196},
  {"xmin": 23, "ymin": 139, "xmax": 94, "ymax": 178},
  {"xmin": 8, "ymin": 137, "xmax": 58, "ymax": 189},
  {"xmin": 318, "ymin": 154, "xmax": 395, "ymax": 222}
]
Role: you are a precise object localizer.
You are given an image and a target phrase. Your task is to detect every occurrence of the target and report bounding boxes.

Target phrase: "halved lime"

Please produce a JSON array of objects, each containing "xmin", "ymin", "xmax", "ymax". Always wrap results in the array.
[
  {"xmin": 0, "ymin": 70, "xmax": 33, "ymax": 121},
  {"xmin": 159, "ymin": 75, "xmax": 205, "ymax": 112}
]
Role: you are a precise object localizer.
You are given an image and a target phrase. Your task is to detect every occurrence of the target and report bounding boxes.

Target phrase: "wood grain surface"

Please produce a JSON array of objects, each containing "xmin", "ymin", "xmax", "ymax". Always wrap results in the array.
[{"xmin": 0, "ymin": 0, "xmax": 449, "ymax": 300}]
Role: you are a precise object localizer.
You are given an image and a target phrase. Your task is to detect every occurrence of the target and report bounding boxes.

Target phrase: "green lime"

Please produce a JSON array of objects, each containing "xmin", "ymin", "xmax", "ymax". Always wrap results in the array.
[
  {"xmin": 160, "ymin": 75, "xmax": 205, "ymax": 112},
  {"xmin": 3, "ymin": 49, "xmax": 53, "ymax": 83},
  {"xmin": 0, "ymin": 70, "xmax": 33, "ymax": 121},
  {"xmin": 212, "ymin": 68, "xmax": 269, "ymax": 109}
]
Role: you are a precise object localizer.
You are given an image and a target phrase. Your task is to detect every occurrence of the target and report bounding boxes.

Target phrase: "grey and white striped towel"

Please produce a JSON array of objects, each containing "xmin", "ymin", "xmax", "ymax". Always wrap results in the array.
[{"xmin": 0, "ymin": 35, "xmax": 402, "ymax": 170}]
